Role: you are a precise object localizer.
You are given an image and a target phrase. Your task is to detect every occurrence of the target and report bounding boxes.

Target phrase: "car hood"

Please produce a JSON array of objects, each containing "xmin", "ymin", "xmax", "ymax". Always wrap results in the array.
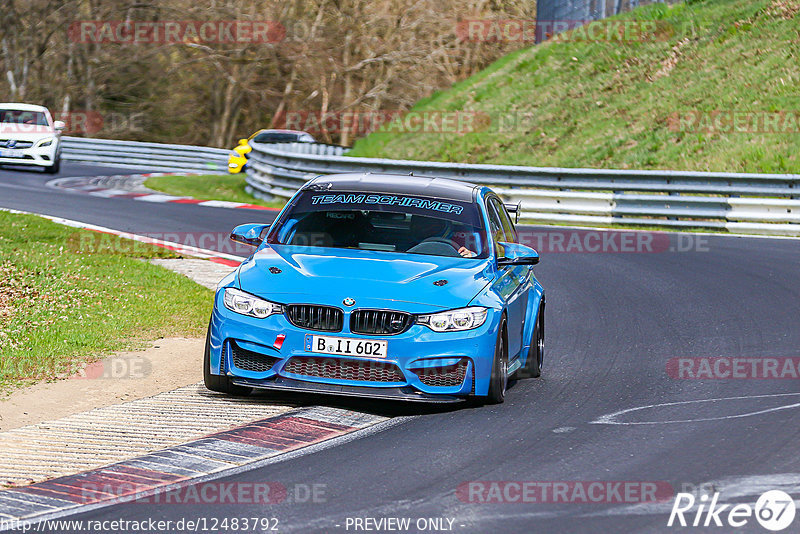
[
  {"xmin": 0, "ymin": 126, "xmax": 55, "ymax": 141},
  {"xmin": 236, "ymin": 245, "xmax": 493, "ymax": 311}
]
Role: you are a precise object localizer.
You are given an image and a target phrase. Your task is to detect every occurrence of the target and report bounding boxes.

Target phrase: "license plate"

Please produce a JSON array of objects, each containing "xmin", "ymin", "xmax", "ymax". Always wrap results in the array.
[
  {"xmin": 0, "ymin": 149, "xmax": 22, "ymax": 158},
  {"xmin": 304, "ymin": 334, "xmax": 388, "ymax": 358}
]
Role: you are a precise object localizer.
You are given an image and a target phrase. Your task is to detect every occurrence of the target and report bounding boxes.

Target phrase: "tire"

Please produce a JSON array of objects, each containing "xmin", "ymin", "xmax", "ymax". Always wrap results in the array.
[
  {"xmin": 44, "ymin": 154, "xmax": 60, "ymax": 174},
  {"xmin": 485, "ymin": 319, "xmax": 508, "ymax": 404},
  {"xmin": 203, "ymin": 322, "xmax": 252, "ymax": 396},
  {"xmin": 517, "ymin": 302, "xmax": 544, "ymax": 379}
]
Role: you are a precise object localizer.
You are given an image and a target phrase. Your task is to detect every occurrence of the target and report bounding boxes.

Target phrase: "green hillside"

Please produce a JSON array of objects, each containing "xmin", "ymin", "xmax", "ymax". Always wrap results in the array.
[{"xmin": 349, "ymin": 0, "xmax": 800, "ymax": 174}]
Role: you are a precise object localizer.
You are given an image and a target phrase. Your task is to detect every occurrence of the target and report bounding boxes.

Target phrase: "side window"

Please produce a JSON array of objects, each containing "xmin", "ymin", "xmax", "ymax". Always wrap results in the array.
[
  {"xmin": 491, "ymin": 198, "xmax": 518, "ymax": 243},
  {"xmin": 485, "ymin": 200, "xmax": 506, "ymax": 256}
]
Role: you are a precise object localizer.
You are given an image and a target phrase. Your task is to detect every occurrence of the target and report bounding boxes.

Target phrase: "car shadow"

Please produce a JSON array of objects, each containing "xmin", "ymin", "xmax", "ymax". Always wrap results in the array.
[
  {"xmin": 244, "ymin": 389, "xmax": 464, "ymax": 417},
  {"xmin": 0, "ymin": 164, "xmax": 49, "ymax": 174},
  {"xmin": 241, "ymin": 378, "xmax": 522, "ymax": 418}
]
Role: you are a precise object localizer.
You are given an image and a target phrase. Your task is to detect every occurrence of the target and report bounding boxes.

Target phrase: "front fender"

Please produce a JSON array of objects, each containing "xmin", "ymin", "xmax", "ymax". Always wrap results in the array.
[{"xmin": 521, "ymin": 289, "xmax": 544, "ymax": 358}]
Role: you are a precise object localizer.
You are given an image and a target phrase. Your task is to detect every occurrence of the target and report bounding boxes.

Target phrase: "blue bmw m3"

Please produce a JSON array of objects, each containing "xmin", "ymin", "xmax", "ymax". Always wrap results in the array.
[{"xmin": 205, "ymin": 173, "xmax": 545, "ymax": 403}]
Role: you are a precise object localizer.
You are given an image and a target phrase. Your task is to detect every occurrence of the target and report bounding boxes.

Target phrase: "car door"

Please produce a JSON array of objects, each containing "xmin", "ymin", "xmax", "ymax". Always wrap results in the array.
[{"xmin": 486, "ymin": 196, "xmax": 527, "ymax": 359}]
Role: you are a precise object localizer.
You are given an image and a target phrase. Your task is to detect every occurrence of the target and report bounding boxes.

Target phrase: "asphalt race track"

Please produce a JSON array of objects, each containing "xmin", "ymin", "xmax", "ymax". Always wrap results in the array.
[
  {"xmin": 2, "ymin": 163, "xmax": 799, "ymax": 533},
  {"xmin": 0, "ymin": 163, "xmax": 276, "ymax": 237}
]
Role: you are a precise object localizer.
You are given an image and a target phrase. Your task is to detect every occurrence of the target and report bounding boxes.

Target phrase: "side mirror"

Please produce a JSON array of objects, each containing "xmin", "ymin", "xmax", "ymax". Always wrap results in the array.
[
  {"xmin": 497, "ymin": 242, "xmax": 539, "ymax": 266},
  {"xmin": 238, "ymin": 138, "xmax": 248, "ymax": 145},
  {"xmin": 53, "ymin": 120, "xmax": 66, "ymax": 132},
  {"xmin": 230, "ymin": 223, "xmax": 270, "ymax": 247},
  {"xmin": 504, "ymin": 202, "xmax": 521, "ymax": 224}
]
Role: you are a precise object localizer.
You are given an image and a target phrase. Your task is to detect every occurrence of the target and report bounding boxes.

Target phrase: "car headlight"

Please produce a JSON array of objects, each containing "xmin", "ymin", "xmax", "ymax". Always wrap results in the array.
[
  {"xmin": 223, "ymin": 288, "xmax": 283, "ymax": 318},
  {"xmin": 36, "ymin": 138, "xmax": 54, "ymax": 147},
  {"xmin": 416, "ymin": 307, "xmax": 488, "ymax": 332}
]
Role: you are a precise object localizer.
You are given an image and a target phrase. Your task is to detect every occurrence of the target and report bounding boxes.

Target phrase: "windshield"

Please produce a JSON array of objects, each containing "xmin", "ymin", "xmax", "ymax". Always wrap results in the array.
[
  {"xmin": 0, "ymin": 110, "xmax": 49, "ymax": 126},
  {"xmin": 267, "ymin": 189, "xmax": 489, "ymax": 259},
  {"xmin": 253, "ymin": 132, "xmax": 304, "ymax": 143}
]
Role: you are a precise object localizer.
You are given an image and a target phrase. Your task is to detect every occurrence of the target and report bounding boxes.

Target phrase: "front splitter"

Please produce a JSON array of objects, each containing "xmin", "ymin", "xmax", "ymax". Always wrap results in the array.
[{"xmin": 232, "ymin": 376, "xmax": 467, "ymax": 403}]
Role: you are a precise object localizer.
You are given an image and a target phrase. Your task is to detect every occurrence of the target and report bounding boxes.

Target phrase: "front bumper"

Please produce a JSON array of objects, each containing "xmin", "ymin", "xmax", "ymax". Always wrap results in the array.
[
  {"xmin": 210, "ymin": 292, "xmax": 501, "ymax": 400},
  {"xmin": 231, "ymin": 376, "xmax": 465, "ymax": 403},
  {"xmin": 227, "ymin": 154, "xmax": 247, "ymax": 173},
  {"xmin": 0, "ymin": 142, "xmax": 58, "ymax": 167}
]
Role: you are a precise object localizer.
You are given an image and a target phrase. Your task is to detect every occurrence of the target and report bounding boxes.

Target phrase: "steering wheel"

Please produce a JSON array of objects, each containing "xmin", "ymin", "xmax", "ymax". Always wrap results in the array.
[{"xmin": 420, "ymin": 237, "xmax": 461, "ymax": 252}]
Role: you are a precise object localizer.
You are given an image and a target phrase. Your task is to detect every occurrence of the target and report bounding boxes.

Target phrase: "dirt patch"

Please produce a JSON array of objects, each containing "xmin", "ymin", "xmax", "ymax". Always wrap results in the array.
[
  {"xmin": 0, "ymin": 259, "xmax": 233, "ymax": 431},
  {"xmin": 149, "ymin": 258, "xmax": 236, "ymax": 290},
  {"xmin": 0, "ymin": 337, "xmax": 203, "ymax": 431},
  {"xmin": 650, "ymin": 38, "xmax": 690, "ymax": 82},
  {"xmin": 0, "ymin": 261, "xmax": 38, "ymax": 347},
  {"xmin": 766, "ymin": 0, "xmax": 800, "ymax": 19}
]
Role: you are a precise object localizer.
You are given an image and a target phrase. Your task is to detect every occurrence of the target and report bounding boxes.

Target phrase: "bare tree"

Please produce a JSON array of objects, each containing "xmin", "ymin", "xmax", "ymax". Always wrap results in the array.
[{"xmin": 0, "ymin": 0, "xmax": 536, "ymax": 146}]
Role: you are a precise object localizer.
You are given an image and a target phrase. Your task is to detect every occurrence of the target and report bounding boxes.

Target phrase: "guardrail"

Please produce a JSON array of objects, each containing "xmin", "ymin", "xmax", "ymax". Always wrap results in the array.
[
  {"xmin": 245, "ymin": 142, "xmax": 800, "ymax": 236},
  {"xmin": 61, "ymin": 136, "xmax": 229, "ymax": 173},
  {"xmin": 60, "ymin": 135, "xmax": 800, "ymax": 236}
]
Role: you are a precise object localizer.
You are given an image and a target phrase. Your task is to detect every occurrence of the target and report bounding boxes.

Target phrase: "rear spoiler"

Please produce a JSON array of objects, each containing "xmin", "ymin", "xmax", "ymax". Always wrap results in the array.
[{"xmin": 504, "ymin": 202, "xmax": 521, "ymax": 223}]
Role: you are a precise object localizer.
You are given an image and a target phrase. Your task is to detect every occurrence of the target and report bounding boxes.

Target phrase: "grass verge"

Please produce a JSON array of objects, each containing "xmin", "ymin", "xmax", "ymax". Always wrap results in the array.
[
  {"xmin": 145, "ymin": 173, "xmax": 285, "ymax": 209},
  {"xmin": 349, "ymin": 0, "xmax": 800, "ymax": 174},
  {"xmin": 0, "ymin": 211, "xmax": 211, "ymax": 393}
]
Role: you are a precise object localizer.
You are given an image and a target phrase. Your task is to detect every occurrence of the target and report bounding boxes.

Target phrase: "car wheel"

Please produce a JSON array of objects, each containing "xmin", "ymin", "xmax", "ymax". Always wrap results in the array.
[
  {"xmin": 518, "ymin": 302, "xmax": 544, "ymax": 379},
  {"xmin": 44, "ymin": 155, "xmax": 60, "ymax": 174},
  {"xmin": 486, "ymin": 319, "xmax": 508, "ymax": 404},
  {"xmin": 203, "ymin": 321, "xmax": 252, "ymax": 396}
]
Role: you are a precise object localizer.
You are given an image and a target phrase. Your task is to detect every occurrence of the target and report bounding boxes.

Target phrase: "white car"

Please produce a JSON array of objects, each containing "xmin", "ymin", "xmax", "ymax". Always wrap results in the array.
[{"xmin": 0, "ymin": 103, "xmax": 65, "ymax": 173}]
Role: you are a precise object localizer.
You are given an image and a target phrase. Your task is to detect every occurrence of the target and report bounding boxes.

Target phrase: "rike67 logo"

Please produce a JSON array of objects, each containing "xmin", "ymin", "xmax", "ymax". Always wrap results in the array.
[{"xmin": 669, "ymin": 490, "xmax": 796, "ymax": 531}]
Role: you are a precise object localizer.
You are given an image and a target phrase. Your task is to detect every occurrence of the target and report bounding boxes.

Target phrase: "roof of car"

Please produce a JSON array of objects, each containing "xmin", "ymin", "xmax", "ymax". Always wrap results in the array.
[
  {"xmin": 0, "ymin": 103, "xmax": 49, "ymax": 112},
  {"xmin": 304, "ymin": 173, "xmax": 479, "ymax": 202},
  {"xmin": 253, "ymin": 129, "xmax": 309, "ymax": 136}
]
